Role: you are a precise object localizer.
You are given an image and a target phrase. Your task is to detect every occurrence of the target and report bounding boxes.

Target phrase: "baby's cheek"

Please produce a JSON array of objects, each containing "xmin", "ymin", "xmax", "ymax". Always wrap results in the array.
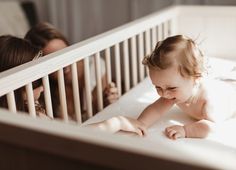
[{"xmin": 177, "ymin": 90, "xmax": 189, "ymax": 100}]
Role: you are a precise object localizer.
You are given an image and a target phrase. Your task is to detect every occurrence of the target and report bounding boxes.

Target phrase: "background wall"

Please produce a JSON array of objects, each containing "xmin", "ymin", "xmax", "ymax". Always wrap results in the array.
[{"xmin": 1, "ymin": 0, "xmax": 236, "ymax": 43}]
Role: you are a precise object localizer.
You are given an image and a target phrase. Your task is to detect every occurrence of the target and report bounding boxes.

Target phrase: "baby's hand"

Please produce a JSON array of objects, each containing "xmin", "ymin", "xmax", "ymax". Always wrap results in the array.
[
  {"xmin": 165, "ymin": 125, "xmax": 186, "ymax": 140},
  {"xmin": 117, "ymin": 116, "xmax": 147, "ymax": 137},
  {"xmin": 104, "ymin": 82, "xmax": 119, "ymax": 106}
]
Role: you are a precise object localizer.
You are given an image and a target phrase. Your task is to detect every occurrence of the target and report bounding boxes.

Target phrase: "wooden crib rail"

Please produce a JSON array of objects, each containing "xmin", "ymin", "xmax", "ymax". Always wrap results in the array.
[
  {"xmin": 0, "ymin": 108, "xmax": 235, "ymax": 170},
  {"xmin": 0, "ymin": 5, "xmax": 178, "ymax": 122}
]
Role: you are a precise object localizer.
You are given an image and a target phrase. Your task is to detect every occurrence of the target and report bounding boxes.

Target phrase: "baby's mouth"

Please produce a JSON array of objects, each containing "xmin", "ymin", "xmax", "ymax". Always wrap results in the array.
[{"xmin": 171, "ymin": 97, "xmax": 178, "ymax": 103}]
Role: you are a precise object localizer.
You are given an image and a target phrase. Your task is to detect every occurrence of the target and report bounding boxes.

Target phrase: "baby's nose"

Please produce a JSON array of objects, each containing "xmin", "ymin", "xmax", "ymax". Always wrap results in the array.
[{"xmin": 162, "ymin": 91, "xmax": 171, "ymax": 99}]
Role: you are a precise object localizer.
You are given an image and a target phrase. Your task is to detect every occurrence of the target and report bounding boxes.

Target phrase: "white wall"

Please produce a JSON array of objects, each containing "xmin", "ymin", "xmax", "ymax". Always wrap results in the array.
[{"xmin": 1, "ymin": 0, "xmax": 236, "ymax": 44}]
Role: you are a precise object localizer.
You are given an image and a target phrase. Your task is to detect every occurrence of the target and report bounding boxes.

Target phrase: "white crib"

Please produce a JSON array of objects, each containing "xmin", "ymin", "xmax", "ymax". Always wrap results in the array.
[{"xmin": 1, "ymin": 5, "xmax": 236, "ymax": 169}]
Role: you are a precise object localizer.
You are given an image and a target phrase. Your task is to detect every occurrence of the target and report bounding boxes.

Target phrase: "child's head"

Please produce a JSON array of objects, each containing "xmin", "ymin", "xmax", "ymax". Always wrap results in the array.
[
  {"xmin": 0, "ymin": 35, "xmax": 42, "ymax": 111},
  {"xmin": 143, "ymin": 35, "xmax": 204, "ymax": 79},
  {"xmin": 0, "ymin": 35, "xmax": 41, "ymax": 72},
  {"xmin": 25, "ymin": 22, "xmax": 71, "ymax": 81},
  {"xmin": 25, "ymin": 22, "xmax": 69, "ymax": 55},
  {"xmin": 143, "ymin": 35, "xmax": 204, "ymax": 104}
]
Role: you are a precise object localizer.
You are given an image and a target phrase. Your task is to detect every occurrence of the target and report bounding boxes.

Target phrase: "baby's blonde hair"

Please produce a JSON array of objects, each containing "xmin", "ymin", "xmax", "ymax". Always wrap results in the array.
[{"xmin": 143, "ymin": 35, "xmax": 205, "ymax": 78}]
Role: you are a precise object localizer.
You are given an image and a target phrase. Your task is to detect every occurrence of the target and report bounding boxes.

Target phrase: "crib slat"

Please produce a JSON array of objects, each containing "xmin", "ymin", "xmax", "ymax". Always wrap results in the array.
[
  {"xmin": 163, "ymin": 21, "xmax": 169, "ymax": 38},
  {"xmin": 84, "ymin": 57, "xmax": 93, "ymax": 118},
  {"xmin": 157, "ymin": 24, "xmax": 163, "ymax": 41},
  {"xmin": 105, "ymin": 48, "xmax": 112, "ymax": 84},
  {"xmin": 42, "ymin": 76, "xmax": 53, "ymax": 118},
  {"xmin": 58, "ymin": 69, "xmax": 69, "ymax": 122},
  {"xmin": 95, "ymin": 53, "xmax": 103, "ymax": 111},
  {"xmin": 71, "ymin": 63, "xmax": 82, "ymax": 124},
  {"xmin": 169, "ymin": 18, "xmax": 176, "ymax": 36},
  {"xmin": 114, "ymin": 44, "xmax": 122, "ymax": 96},
  {"xmin": 25, "ymin": 83, "xmax": 36, "ymax": 117},
  {"xmin": 138, "ymin": 33, "xmax": 145, "ymax": 81},
  {"xmin": 145, "ymin": 30, "xmax": 151, "ymax": 76},
  {"xmin": 130, "ymin": 36, "xmax": 138, "ymax": 87},
  {"xmin": 145, "ymin": 29, "xmax": 151, "ymax": 56},
  {"xmin": 123, "ymin": 40, "xmax": 130, "ymax": 92},
  {"xmin": 151, "ymin": 26, "xmax": 157, "ymax": 51},
  {"xmin": 6, "ymin": 91, "xmax": 16, "ymax": 113}
]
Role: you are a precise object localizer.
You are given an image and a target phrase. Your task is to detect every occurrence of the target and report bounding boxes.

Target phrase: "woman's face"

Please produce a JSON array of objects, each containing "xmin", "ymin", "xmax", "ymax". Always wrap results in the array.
[
  {"xmin": 43, "ymin": 39, "xmax": 67, "ymax": 55},
  {"xmin": 149, "ymin": 66, "xmax": 195, "ymax": 104},
  {"xmin": 43, "ymin": 39, "xmax": 71, "ymax": 81}
]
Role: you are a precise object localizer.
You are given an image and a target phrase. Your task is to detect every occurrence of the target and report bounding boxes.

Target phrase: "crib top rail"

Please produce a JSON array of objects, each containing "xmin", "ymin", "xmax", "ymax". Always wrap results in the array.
[
  {"xmin": 0, "ymin": 5, "xmax": 178, "ymax": 96},
  {"xmin": 2, "ymin": 4, "xmax": 236, "ymax": 96}
]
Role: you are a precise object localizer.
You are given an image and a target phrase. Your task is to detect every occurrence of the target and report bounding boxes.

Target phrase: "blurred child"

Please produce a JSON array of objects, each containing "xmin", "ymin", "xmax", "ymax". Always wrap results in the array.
[{"xmin": 0, "ymin": 35, "xmax": 48, "ymax": 118}]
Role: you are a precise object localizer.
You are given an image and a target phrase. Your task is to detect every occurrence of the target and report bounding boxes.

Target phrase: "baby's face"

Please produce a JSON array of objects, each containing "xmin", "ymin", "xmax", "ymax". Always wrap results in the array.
[{"xmin": 149, "ymin": 66, "xmax": 195, "ymax": 104}]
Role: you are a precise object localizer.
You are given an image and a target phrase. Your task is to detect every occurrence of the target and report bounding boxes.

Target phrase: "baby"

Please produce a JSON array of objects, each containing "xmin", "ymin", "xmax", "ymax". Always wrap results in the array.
[
  {"xmin": 84, "ymin": 35, "xmax": 236, "ymax": 139},
  {"xmin": 135, "ymin": 35, "xmax": 236, "ymax": 139}
]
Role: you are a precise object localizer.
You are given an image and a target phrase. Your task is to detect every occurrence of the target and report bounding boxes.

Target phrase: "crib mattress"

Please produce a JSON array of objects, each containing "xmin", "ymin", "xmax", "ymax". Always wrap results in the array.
[{"xmin": 83, "ymin": 57, "xmax": 236, "ymax": 168}]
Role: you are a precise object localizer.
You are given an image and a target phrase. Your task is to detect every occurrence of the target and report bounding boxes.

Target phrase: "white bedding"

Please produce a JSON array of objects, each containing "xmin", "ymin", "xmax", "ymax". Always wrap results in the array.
[{"xmin": 83, "ymin": 57, "xmax": 236, "ymax": 164}]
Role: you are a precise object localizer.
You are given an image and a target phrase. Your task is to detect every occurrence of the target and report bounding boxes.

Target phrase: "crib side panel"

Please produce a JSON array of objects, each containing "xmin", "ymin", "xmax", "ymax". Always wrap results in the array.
[{"xmin": 0, "ymin": 6, "xmax": 179, "ymax": 123}]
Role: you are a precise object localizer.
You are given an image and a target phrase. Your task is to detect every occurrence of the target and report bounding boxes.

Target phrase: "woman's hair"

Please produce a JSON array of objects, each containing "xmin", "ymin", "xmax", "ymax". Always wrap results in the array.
[
  {"xmin": 24, "ymin": 22, "xmax": 69, "ymax": 49},
  {"xmin": 143, "ymin": 35, "xmax": 205, "ymax": 78},
  {"xmin": 0, "ymin": 35, "xmax": 41, "ymax": 111}
]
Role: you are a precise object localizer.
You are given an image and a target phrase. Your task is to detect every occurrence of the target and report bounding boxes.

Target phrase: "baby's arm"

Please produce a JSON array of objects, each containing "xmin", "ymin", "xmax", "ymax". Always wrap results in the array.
[
  {"xmin": 184, "ymin": 119, "xmax": 215, "ymax": 138},
  {"xmin": 86, "ymin": 116, "xmax": 147, "ymax": 136},
  {"xmin": 165, "ymin": 120, "xmax": 215, "ymax": 139},
  {"xmin": 138, "ymin": 97, "xmax": 175, "ymax": 128},
  {"xmin": 165, "ymin": 102, "xmax": 216, "ymax": 139}
]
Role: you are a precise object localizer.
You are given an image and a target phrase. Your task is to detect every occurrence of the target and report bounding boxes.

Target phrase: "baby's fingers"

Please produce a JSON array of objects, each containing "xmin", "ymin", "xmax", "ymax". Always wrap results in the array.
[
  {"xmin": 135, "ymin": 128, "xmax": 144, "ymax": 137},
  {"xmin": 139, "ymin": 125, "xmax": 147, "ymax": 136},
  {"xmin": 108, "ymin": 87, "xmax": 118, "ymax": 94},
  {"xmin": 165, "ymin": 128, "xmax": 176, "ymax": 139},
  {"xmin": 173, "ymin": 133, "xmax": 182, "ymax": 140},
  {"xmin": 109, "ymin": 82, "xmax": 116, "ymax": 88}
]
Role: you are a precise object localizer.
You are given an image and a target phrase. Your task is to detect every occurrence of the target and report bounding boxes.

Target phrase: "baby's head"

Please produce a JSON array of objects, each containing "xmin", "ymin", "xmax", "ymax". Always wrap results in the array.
[
  {"xmin": 143, "ymin": 35, "xmax": 205, "ymax": 79},
  {"xmin": 143, "ymin": 35, "xmax": 205, "ymax": 103}
]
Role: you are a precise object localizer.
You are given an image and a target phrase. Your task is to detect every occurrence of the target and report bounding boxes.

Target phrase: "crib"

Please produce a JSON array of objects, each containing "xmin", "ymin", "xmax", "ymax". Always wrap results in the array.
[{"xmin": 1, "ymin": 5, "xmax": 236, "ymax": 169}]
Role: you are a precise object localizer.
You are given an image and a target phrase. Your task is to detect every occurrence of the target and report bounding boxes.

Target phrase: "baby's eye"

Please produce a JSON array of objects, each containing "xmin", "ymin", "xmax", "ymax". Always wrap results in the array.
[{"xmin": 167, "ymin": 87, "xmax": 177, "ymax": 91}]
